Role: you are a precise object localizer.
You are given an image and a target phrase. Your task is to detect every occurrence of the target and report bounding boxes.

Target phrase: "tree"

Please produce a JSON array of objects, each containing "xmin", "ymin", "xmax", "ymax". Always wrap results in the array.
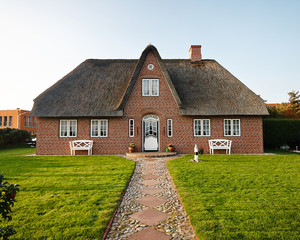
[
  {"xmin": 0, "ymin": 175, "xmax": 19, "ymax": 240},
  {"xmin": 266, "ymin": 90, "xmax": 300, "ymax": 119},
  {"xmin": 288, "ymin": 90, "xmax": 300, "ymax": 114}
]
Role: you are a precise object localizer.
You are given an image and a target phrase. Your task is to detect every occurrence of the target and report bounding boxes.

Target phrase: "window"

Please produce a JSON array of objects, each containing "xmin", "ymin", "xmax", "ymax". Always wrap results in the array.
[
  {"xmin": 8, "ymin": 116, "xmax": 12, "ymax": 127},
  {"xmin": 142, "ymin": 79, "xmax": 159, "ymax": 96},
  {"xmin": 129, "ymin": 119, "xmax": 134, "ymax": 137},
  {"xmin": 194, "ymin": 119, "xmax": 210, "ymax": 136},
  {"xmin": 4, "ymin": 116, "xmax": 7, "ymax": 127},
  {"xmin": 224, "ymin": 119, "xmax": 240, "ymax": 136},
  {"xmin": 32, "ymin": 117, "xmax": 36, "ymax": 127},
  {"xmin": 60, "ymin": 120, "xmax": 77, "ymax": 137},
  {"xmin": 28, "ymin": 117, "xmax": 31, "ymax": 127},
  {"xmin": 167, "ymin": 119, "xmax": 173, "ymax": 137},
  {"xmin": 91, "ymin": 119, "xmax": 108, "ymax": 137},
  {"xmin": 0, "ymin": 116, "xmax": 2, "ymax": 127},
  {"xmin": 24, "ymin": 116, "xmax": 27, "ymax": 127}
]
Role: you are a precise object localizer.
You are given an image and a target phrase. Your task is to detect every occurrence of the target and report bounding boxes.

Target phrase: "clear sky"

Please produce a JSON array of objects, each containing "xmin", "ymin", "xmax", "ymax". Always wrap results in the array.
[{"xmin": 0, "ymin": 0, "xmax": 299, "ymax": 110}]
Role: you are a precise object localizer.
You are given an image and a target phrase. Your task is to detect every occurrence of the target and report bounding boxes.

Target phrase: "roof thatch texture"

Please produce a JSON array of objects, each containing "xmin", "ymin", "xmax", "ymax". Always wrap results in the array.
[{"xmin": 31, "ymin": 45, "xmax": 268, "ymax": 117}]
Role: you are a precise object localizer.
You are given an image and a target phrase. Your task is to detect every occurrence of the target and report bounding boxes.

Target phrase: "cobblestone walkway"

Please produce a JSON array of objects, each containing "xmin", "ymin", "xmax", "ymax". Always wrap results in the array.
[{"xmin": 105, "ymin": 157, "xmax": 197, "ymax": 240}]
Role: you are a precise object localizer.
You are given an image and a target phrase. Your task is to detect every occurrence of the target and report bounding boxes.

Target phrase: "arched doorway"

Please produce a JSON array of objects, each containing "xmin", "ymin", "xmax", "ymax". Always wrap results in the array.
[{"xmin": 142, "ymin": 115, "xmax": 159, "ymax": 151}]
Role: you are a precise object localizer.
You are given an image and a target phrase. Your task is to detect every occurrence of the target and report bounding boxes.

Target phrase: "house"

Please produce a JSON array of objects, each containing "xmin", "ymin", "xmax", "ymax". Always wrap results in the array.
[
  {"xmin": 0, "ymin": 109, "xmax": 37, "ymax": 135},
  {"xmin": 30, "ymin": 45, "xmax": 268, "ymax": 155}
]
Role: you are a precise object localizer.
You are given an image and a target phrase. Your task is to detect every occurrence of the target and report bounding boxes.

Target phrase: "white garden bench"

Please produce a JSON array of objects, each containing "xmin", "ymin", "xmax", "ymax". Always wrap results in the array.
[
  {"xmin": 208, "ymin": 139, "xmax": 232, "ymax": 154},
  {"xmin": 69, "ymin": 140, "xmax": 93, "ymax": 156}
]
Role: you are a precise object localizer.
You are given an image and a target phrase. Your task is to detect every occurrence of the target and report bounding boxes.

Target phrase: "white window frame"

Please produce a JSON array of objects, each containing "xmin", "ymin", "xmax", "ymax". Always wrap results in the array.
[
  {"xmin": 167, "ymin": 119, "xmax": 173, "ymax": 137},
  {"xmin": 91, "ymin": 119, "xmax": 108, "ymax": 137},
  {"xmin": 224, "ymin": 119, "xmax": 241, "ymax": 136},
  {"xmin": 142, "ymin": 79, "xmax": 159, "ymax": 96},
  {"xmin": 193, "ymin": 119, "xmax": 211, "ymax": 137},
  {"xmin": 59, "ymin": 120, "xmax": 77, "ymax": 137},
  {"xmin": 129, "ymin": 119, "xmax": 134, "ymax": 137}
]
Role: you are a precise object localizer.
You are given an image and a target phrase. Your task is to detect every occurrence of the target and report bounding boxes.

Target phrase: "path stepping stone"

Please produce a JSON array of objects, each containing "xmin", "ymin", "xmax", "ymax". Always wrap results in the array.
[
  {"xmin": 128, "ymin": 227, "xmax": 171, "ymax": 240},
  {"xmin": 142, "ymin": 164, "xmax": 157, "ymax": 170},
  {"xmin": 129, "ymin": 208, "xmax": 170, "ymax": 225},
  {"xmin": 135, "ymin": 195, "xmax": 168, "ymax": 207},
  {"xmin": 140, "ymin": 187, "xmax": 164, "ymax": 195},
  {"xmin": 142, "ymin": 174, "xmax": 159, "ymax": 180},
  {"xmin": 141, "ymin": 179, "xmax": 160, "ymax": 186},
  {"xmin": 143, "ymin": 170, "xmax": 158, "ymax": 175}
]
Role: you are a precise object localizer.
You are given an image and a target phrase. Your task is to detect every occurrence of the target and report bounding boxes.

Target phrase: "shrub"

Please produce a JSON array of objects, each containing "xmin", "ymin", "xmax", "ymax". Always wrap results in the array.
[
  {"xmin": 0, "ymin": 128, "xmax": 30, "ymax": 148},
  {"xmin": 0, "ymin": 176, "xmax": 19, "ymax": 239},
  {"xmin": 263, "ymin": 119, "xmax": 300, "ymax": 148}
]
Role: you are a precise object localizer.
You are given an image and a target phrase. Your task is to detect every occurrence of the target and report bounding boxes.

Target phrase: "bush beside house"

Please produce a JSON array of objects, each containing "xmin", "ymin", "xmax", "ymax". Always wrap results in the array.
[{"xmin": 263, "ymin": 119, "xmax": 300, "ymax": 148}]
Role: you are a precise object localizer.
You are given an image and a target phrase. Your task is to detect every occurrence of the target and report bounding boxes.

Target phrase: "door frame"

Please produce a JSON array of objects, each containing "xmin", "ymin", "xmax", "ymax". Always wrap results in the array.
[{"xmin": 142, "ymin": 115, "xmax": 159, "ymax": 152}]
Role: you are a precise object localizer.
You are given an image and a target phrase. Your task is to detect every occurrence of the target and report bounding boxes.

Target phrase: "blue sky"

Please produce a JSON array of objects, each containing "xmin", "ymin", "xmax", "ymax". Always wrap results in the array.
[{"xmin": 0, "ymin": 0, "xmax": 299, "ymax": 110}]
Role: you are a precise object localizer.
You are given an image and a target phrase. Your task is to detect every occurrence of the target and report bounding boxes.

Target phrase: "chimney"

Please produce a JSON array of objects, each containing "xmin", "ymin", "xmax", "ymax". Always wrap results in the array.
[{"xmin": 189, "ymin": 45, "xmax": 202, "ymax": 62}]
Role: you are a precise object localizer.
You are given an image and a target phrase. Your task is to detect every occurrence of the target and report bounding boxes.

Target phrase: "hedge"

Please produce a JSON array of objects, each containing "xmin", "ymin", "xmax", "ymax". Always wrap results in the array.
[
  {"xmin": 0, "ymin": 128, "xmax": 30, "ymax": 148},
  {"xmin": 263, "ymin": 119, "xmax": 300, "ymax": 148}
]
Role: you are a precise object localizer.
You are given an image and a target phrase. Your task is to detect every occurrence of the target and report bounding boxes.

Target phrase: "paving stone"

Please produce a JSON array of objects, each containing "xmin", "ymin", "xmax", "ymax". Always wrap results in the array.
[
  {"xmin": 140, "ymin": 187, "xmax": 164, "ymax": 195},
  {"xmin": 142, "ymin": 165, "xmax": 157, "ymax": 170},
  {"xmin": 143, "ymin": 169, "xmax": 159, "ymax": 175},
  {"xmin": 142, "ymin": 174, "xmax": 159, "ymax": 180},
  {"xmin": 128, "ymin": 227, "xmax": 171, "ymax": 240},
  {"xmin": 141, "ymin": 179, "xmax": 161, "ymax": 186},
  {"xmin": 129, "ymin": 208, "xmax": 170, "ymax": 225},
  {"xmin": 135, "ymin": 195, "xmax": 168, "ymax": 207}
]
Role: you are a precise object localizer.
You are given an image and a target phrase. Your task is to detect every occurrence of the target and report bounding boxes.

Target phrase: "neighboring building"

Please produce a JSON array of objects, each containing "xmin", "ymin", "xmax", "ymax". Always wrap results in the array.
[
  {"xmin": 31, "ymin": 45, "xmax": 268, "ymax": 155},
  {"xmin": 0, "ymin": 109, "xmax": 37, "ymax": 134}
]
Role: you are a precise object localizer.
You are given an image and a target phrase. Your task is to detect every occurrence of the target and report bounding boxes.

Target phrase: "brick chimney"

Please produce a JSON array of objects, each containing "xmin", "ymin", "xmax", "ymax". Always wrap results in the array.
[{"xmin": 189, "ymin": 45, "xmax": 202, "ymax": 62}]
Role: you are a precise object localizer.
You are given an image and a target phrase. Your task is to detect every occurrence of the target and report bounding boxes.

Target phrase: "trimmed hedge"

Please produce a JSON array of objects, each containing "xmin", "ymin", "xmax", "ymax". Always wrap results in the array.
[
  {"xmin": 263, "ymin": 119, "xmax": 300, "ymax": 148},
  {"xmin": 0, "ymin": 128, "xmax": 30, "ymax": 148}
]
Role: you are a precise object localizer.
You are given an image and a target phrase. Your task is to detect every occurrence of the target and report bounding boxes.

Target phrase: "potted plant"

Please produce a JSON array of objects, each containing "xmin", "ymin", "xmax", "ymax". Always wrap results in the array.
[
  {"xmin": 199, "ymin": 148, "xmax": 204, "ymax": 154},
  {"xmin": 128, "ymin": 143, "xmax": 135, "ymax": 153},
  {"xmin": 167, "ymin": 144, "xmax": 175, "ymax": 152}
]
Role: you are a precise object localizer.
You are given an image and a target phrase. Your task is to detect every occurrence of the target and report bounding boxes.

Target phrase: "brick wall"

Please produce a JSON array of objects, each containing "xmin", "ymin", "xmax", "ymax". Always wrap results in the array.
[{"xmin": 36, "ymin": 51, "xmax": 264, "ymax": 155}]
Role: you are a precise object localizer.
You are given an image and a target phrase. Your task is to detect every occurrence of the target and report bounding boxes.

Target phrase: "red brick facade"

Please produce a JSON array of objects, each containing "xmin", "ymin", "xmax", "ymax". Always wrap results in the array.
[{"xmin": 36, "ymin": 51, "xmax": 264, "ymax": 155}]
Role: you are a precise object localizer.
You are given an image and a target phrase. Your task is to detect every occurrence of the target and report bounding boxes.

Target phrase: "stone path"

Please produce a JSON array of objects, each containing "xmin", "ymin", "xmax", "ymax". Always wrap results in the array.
[{"xmin": 105, "ymin": 157, "xmax": 197, "ymax": 240}]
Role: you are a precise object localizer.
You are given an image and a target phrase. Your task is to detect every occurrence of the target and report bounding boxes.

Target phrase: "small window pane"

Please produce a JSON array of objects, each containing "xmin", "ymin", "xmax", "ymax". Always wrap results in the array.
[
  {"xmin": 142, "ymin": 79, "xmax": 150, "ymax": 96},
  {"xmin": 203, "ymin": 120, "xmax": 210, "ymax": 136},
  {"xmin": 91, "ymin": 120, "xmax": 99, "ymax": 137},
  {"xmin": 0, "ymin": 116, "xmax": 2, "ymax": 127},
  {"xmin": 60, "ymin": 120, "xmax": 68, "ymax": 137},
  {"xmin": 69, "ymin": 120, "xmax": 77, "ymax": 137},
  {"xmin": 167, "ymin": 119, "xmax": 173, "ymax": 137},
  {"xmin": 152, "ymin": 79, "xmax": 159, "ymax": 96},
  {"xmin": 4, "ymin": 116, "xmax": 7, "ymax": 127},
  {"xmin": 8, "ymin": 116, "xmax": 12, "ymax": 127},
  {"xmin": 129, "ymin": 119, "xmax": 134, "ymax": 137}
]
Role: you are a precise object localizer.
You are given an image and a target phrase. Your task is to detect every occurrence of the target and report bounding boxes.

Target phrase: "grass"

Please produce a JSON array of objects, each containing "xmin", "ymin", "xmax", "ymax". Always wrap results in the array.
[
  {"xmin": 167, "ymin": 154, "xmax": 300, "ymax": 239},
  {"xmin": 0, "ymin": 147, "xmax": 135, "ymax": 239}
]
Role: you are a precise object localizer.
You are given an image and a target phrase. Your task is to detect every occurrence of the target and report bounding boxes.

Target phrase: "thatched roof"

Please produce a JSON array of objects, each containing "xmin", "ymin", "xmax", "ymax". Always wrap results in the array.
[{"xmin": 31, "ymin": 45, "xmax": 268, "ymax": 117}]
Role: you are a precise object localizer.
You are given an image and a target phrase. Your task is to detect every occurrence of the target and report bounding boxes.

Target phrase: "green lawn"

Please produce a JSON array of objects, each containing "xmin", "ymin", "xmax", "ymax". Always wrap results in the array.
[
  {"xmin": 0, "ymin": 147, "xmax": 135, "ymax": 239},
  {"xmin": 167, "ymin": 154, "xmax": 300, "ymax": 239}
]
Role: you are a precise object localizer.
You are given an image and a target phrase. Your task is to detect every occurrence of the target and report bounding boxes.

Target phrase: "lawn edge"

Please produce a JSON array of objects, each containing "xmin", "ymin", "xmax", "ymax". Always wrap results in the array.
[
  {"xmin": 166, "ymin": 156, "xmax": 200, "ymax": 240},
  {"xmin": 101, "ymin": 159, "xmax": 136, "ymax": 240}
]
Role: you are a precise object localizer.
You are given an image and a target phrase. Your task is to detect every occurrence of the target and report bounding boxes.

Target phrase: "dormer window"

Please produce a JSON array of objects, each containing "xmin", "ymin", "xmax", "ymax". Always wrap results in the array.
[{"xmin": 142, "ymin": 79, "xmax": 159, "ymax": 96}]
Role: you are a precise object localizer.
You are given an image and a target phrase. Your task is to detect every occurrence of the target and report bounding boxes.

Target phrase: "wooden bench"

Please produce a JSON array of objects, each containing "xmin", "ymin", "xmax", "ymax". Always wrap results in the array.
[
  {"xmin": 208, "ymin": 139, "xmax": 232, "ymax": 154},
  {"xmin": 69, "ymin": 140, "xmax": 93, "ymax": 155}
]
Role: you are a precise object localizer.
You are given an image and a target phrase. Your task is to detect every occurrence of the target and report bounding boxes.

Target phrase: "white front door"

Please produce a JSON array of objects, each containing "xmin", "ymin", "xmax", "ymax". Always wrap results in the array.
[{"xmin": 143, "ymin": 115, "xmax": 159, "ymax": 151}]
